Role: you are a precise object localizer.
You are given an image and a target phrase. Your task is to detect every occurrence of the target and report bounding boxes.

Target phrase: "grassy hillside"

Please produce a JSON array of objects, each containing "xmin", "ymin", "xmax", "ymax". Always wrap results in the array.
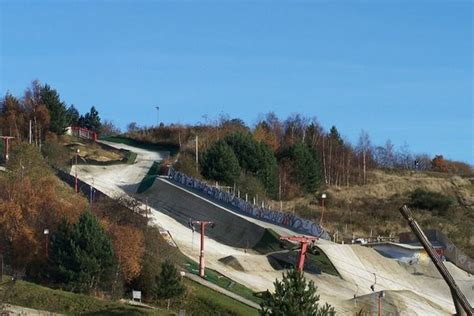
[
  {"xmin": 0, "ymin": 276, "xmax": 259, "ymax": 316},
  {"xmin": 0, "ymin": 278, "xmax": 161, "ymax": 315},
  {"xmin": 275, "ymin": 169, "xmax": 474, "ymax": 257}
]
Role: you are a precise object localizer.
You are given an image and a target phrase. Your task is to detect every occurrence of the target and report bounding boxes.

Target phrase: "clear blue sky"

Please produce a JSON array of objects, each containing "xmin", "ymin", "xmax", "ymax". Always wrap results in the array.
[{"xmin": 1, "ymin": 0, "xmax": 472, "ymax": 163}]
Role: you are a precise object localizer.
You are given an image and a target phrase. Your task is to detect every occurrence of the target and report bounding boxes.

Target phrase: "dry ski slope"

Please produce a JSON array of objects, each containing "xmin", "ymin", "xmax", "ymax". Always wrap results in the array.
[{"xmin": 73, "ymin": 141, "xmax": 474, "ymax": 315}]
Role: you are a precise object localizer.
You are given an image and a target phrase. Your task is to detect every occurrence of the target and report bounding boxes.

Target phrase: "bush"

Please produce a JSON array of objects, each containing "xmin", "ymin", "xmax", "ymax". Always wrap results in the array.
[
  {"xmin": 409, "ymin": 188, "xmax": 453, "ymax": 215},
  {"xmin": 174, "ymin": 153, "xmax": 200, "ymax": 178}
]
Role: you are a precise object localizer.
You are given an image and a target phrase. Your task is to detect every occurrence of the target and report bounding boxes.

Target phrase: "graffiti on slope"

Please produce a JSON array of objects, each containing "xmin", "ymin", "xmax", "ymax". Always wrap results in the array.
[{"xmin": 168, "ymin": 168, "xmax": 330, "ymax": 240}]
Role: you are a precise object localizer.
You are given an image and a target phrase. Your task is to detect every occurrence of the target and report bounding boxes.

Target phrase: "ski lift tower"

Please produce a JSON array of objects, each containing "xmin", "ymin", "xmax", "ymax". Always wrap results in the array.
[{"xmin": 280, "ymin": 235, "xmax": 318, "ymax": 272}]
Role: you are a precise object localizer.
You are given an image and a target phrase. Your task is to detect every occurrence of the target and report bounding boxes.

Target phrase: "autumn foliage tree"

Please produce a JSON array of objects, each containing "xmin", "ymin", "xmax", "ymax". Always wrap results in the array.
[{"xmin": 0, "ymin": 143, "xmax": 86, "ymax": 272}]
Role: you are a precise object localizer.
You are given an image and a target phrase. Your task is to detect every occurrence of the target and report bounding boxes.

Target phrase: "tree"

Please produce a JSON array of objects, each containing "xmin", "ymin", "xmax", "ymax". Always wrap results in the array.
[
  {"xmin": 154, "ymin": 260, "xmax": 185, "ymax": 310},
  {"xmin": 224, "ymin": 132, "xmax": 278, "ymax": 196},
  {"xmin": 50, "ymin": 211, "xmax": 115, "ymax": 292},
  {"xmin": 288, "ymin": 142, "xmax": 322, "ymax": 192},
  {"xmin": 66, "ymin": 105, "xmax": 80, "ymax": 126},
  {"xmin": 260, "ymin": 269, "xmax": 335, "ymax": 316},
  {"xmin": 356, "ymin": 130, "xmax": 371, "ymax": 184},
  {"xmin": 109, "ymin": 224, "xmax": 144, "ymax": 282},
  {"xmin": 431, "ymin": 155, "xmax": 449, "ymax": 173},
  {"xmin": 84, "ymin": 106, "xmax": 101, "ymax": 131},
  {"xmin": 100, "ymin": 120, "xmax": 121, "ymax": 136},
  {"xmin": 40, "ymin": 84, "xmax": 69, "ymax": 134},
  {"xmin": 201, "ymin": 140, "xmax": 241, "ymax": 185}
]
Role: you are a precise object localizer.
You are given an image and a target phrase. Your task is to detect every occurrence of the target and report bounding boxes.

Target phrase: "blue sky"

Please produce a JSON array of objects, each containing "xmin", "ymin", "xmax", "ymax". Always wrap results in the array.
[{"xmin": 0, "ymin": 0, "xmax": 472, "ymax": 163}]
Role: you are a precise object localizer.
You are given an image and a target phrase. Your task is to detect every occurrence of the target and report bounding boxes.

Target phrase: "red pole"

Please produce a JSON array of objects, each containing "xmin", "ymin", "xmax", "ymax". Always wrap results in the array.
[
  {"xmin": 199, "ymin": 222, "xmax": 205, "ymax": 278},
  {"xmin": 297, "ymin": 241, "xmax": 308, "ymax": 271},
  {"xmin": 280, "ymin": 236, "xmax": 318, "ymax": 272}
]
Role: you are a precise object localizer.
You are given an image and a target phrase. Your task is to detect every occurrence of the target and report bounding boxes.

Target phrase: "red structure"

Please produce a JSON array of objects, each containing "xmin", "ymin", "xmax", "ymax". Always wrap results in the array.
[
  {"xmin": 280, "ymin": 235, "xmax": 318, "ymax": 272},
  {"xmin": 190, "ymin": 220, "xmax": 214, "ymax": 278},
  {"xmin": 70, "ymin": 127, "xmax": 97, "ymax": 142},
  {"xmin": 0, "ymin": 136, "xmax": 14, "ymax": 162}
]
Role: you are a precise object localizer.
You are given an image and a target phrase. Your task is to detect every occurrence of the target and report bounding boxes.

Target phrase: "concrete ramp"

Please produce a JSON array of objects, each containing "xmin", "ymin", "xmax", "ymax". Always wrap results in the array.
[
  {"xmin": 318, "ymin": 243, "xmax": 474, "ymax": 314},
  {"xmin": 345, "ymin": 290, "xmax": 450, "ymax": 316},
  {"xmin": 139, "ymin": 178, "xmax": 266, "ymax": 249}
]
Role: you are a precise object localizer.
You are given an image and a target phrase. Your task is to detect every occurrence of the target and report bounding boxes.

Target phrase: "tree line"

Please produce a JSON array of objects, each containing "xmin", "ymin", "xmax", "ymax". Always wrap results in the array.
[
  {"xmin": 0, "ymin": 80, "xmax": 103, "ymax": 145},
  {"xmin": 126, "ymin": 113, "xmax": 473, "ymax": 201}
]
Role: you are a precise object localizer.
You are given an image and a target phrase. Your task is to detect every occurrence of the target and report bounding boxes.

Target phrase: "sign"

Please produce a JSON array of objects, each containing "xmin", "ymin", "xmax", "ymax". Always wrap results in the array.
[{"xmin": 132, "ymin": 290, "xmax": 141, "ymax": 302}]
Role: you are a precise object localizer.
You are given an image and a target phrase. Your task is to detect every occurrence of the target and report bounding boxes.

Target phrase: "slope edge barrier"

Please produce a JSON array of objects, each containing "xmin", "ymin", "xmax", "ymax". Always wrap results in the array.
[{"xmin": 168, "ymin": 168, "xmax": 330, "ymax": 240}]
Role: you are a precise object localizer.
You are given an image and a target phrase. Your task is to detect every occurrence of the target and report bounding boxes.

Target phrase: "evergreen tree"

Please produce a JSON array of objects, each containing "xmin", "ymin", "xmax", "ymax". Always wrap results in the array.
[
  {"xmin": 84, "ymin": 106, "xmax": 101, "ymax": 131},
  {"xmin": 40, "ymin": 84, "xmax": 69, "ymax": 134},
  {"xmin": 154, "ymin": 260, "xmax": 185, "ymax": 310},
  {"xmin": 224, "ymin": 132, "xmax": 278, "ymax": 196},
  {"xmin": 260, "ymin": 269, "xmax": 335, "ymax": 316},
  {"xmin": 256, "ymin": 142, "xmax": 278, "ymax": 196},
  {"xmin": 328, "ymin": 126, "xmax": 343, "ymax": 146},
  {"xmin": 201, "ymin": 140, "xmax": 241, "ymax": 185},
  {"xmin": 50, "ymin": 212, "xmax": 115, "ymax": 293},
  {"xmin": 66, "ymin": 105, "xmax": 80, "ymax": 126},
  {"xmin": 288, "ymin": 142, "xmax": 322, "ymax": 192}
]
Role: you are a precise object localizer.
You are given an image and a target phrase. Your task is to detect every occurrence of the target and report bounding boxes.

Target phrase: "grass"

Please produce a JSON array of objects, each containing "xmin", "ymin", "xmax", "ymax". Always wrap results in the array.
[
  {"xmin": 184, "ymin": 260, "xmax": 262, "ymax": 305},
  {"xmin": 0, "ymin": 277, "xmax": 164, "ymax": 315},
  {"xmin": 252, "ymin": 229, "xmax": 293, "ymax": 254},
  {"xmin": 306, "ymin": 249, "xmax": 339, "ymax": 276},
  {"xmin": 100, "ymin": 136, "xmax": 180, "ymax": 156},
  {"xmin": 183, "ymin": 279, "xmax": 259, "ymax": 316},
  {"xmin": 125, "ymin": 151, "xmax": 138, "ymax": 164},
  {"xmin": 137, "ymin": 161, "xmax": 161, "ymax": 193}
]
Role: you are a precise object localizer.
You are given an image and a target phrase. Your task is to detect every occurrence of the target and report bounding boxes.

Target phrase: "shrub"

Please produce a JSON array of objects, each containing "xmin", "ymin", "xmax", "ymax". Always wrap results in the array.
[{"xmin": 409, "ymin": 188, "xmax": 453, "ymax": 215}]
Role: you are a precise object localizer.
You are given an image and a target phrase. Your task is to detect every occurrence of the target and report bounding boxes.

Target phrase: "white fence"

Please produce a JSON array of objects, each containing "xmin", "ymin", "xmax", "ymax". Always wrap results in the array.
[{"xmin": 168, "ymin": 169, "xmax": 330, "ymax": 240}]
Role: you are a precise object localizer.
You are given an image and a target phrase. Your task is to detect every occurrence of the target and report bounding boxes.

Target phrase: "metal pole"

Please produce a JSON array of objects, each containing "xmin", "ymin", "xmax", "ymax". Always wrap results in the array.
[
  {"xmin": 29, "ymin": 120, "xmax": 32, "ymax": 144},
  {"xmin": 156, "ymin": 106, "xmax": 160, "ymax": 126},
  {"xmin": 400, "ymin": 205, "xmax": 472, "ymax": 315},
  {"xmin": 297, "ymin": 241, "xmax": 308, "ymax": 272},
  {"xmin": 199, "ymin": 222, "xmax": 205, "ymax": 278},
  {"xmin": 195, "ymin": 135, "xmax": 199, "ymax": 172},
  {"xmin": 1, "ymin": 254, "xmax": 3, "ymax": 282}
]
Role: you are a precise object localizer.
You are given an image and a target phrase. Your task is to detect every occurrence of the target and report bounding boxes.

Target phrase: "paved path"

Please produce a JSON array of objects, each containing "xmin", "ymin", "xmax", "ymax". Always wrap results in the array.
[{"xmin": 184, "ymin": 273, "xmax": 261, "ymax": 310}]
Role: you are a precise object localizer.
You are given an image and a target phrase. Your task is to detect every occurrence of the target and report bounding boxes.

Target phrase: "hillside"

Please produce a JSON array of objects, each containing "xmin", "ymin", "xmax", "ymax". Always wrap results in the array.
[{"xmin": 276, "ymin": 169, "xmax": 474, "ymax": 257}]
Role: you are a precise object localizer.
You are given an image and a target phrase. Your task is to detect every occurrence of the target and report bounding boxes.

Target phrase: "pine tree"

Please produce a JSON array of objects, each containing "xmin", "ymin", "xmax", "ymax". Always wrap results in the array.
[
  {"xmin": 201, "ymin": 140, "xmax": 241, "ymax": 185},
  {"xmin": 224, "ymin": 132, "xmax": 278, "ymax": 196},
  {"xmin": 153, "ymin": 260, "xmax": 185, "ymax": 310},
  {"xmin": 260, "ymin": 269, "xmax": 335, "ymax": 316},
  {"xmin": 84, "ymin": 106, "xmax": 101, "ymax": 131},
  {"xmin": 40, "ymin": 84, "xmax": 69, "ymax": 134},
  {"xmin": 66, "ymin": 105, "xmax": 80, "ymax": 126},
  {"xmin": 50, "ymin": 212, "xmax": 115, "ymax": 293},
  {"xmin": 288, "ymin": 142, "xmax": 322, "ymax": 192}
]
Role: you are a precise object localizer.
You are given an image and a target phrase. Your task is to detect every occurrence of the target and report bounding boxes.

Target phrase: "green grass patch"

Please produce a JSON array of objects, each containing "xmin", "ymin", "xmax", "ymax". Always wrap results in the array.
[
  {"xmin": 100, "ymin": 136, "xmax": 179, "ymax": 156},
  {"xmin": 184, "ymin": 260, "xmax": 262, "ymax": 305},
  {"xmin": 0, "ymin": 278, "xmax": 162, "ymax": 315},
  {"xmin": 184, "ymin": 279, "xmax": 259, "ymax": 316},
  {"xmin": 126, "ymin": 151, "xmax": 138, "ymax": 164},
  {"xmin": 252, "ymin": 229, "xmax": 292, "ymax": 254},
  {"xmin": 306, "ymin": 249, "xmax": 339, "ymax": 277},
  {"xmin": 137, "ymin": 161, "xmax": 161, "ymax": 193}
]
